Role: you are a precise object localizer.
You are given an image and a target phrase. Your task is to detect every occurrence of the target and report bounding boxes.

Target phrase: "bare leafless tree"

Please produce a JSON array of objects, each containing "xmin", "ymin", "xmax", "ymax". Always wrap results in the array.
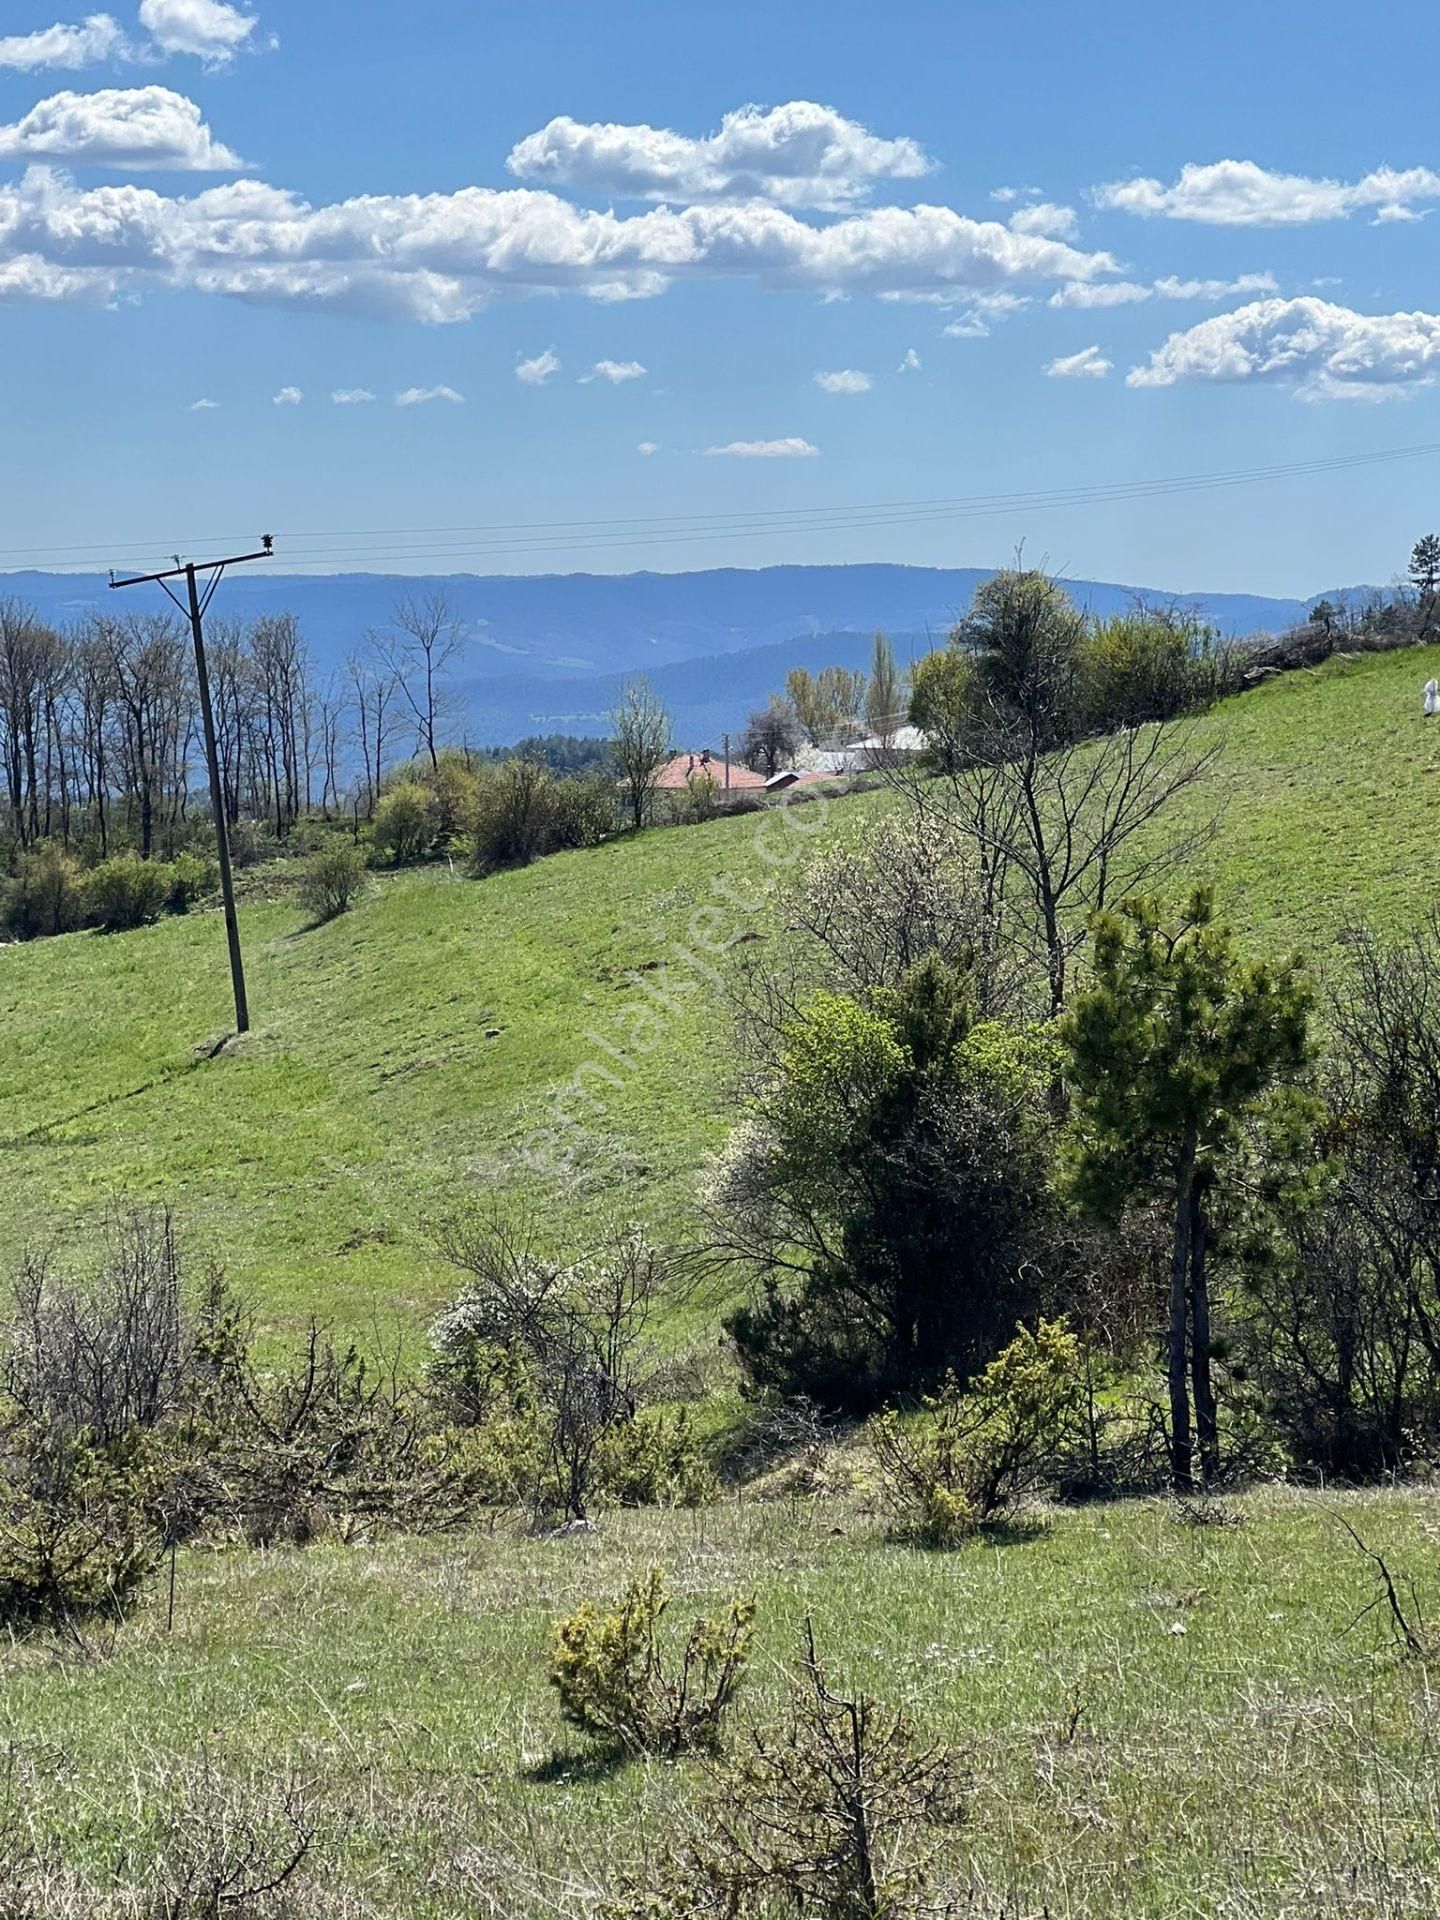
[
  {"xmin": 376, "ymin": 590, "xmax": 466, "ymax": 770},
  {"xmin": 903, "ymin": 566, "xmax": 1220, "ymax": 1012},
  {"xmin": 728, "ymin": 807, "xmax": 1036, "ymax": 1100},
  {"xmin": 345, "ymin": 644, "xmax": 402, "ymax": 816},
  {"xmin": 953, "ymin": 703, "xmax": 1219, "ymax": 1012},
  {"xmin": 98, "ymin": 611, "xmax": 191, "ymax": 859},
  {"xmin": 2, "ymin": 1208, "xmax": 196, "ymax": 1446},
  {"xmin": 314, "ymin": 673, "xmax": 346, "ymax": 819},
  {"xmin": 0, "ymin": 601, "xmax": 66, "ymax": 847}
]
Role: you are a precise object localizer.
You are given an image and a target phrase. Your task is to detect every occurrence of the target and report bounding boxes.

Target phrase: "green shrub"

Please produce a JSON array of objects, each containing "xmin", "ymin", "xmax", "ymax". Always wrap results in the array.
[
  {"xmin": 870, "ymin": 1319, "xmax": 1085, "ymax": 1546},
  {"xmin": 0, "ymin": 1423, "xmax": 159, "ymax": 1632},
  {"xmin": 191, "ymin": 1322, "xmax": 491, "ymax": 1548},
  {"xmin": 596, "ymin": 1406, "xmax": 715, "ymax": 1509},
  {"xmin": 471, "ymin": 764, "xmax": 614, "ymax": 874},
  {"xmin": 84, "ymin": 853, "xmax": 170, "ymax": 933},
  {"xmin": 164, "ymin": 850, "xmax": 218, "ymax": 913},
  {"xmin": 550, "ymin": 1565, "xmax": 754, "ymax": 1757},
  {"xmin": 909, "ymin": 646, "xmax": 976, "ymax": 773},
  {"xmin": 471, "ymin": 759, "xmax": 556, "ymax": 871},
  {"xmin": 674, "ymin": 771, "xmax": 721, "ymax": 824},
  {"xmin": 0, "ymin": 842, "xmax": 85, "ymax": 939},
  {"xmin": 372, "ymin": 781, "xmax": 435, "ymax": 864},
  {"xmin": 428, "ymin": 751, "xmax": 481, "ymax": 845},
  {"xmin": 417, "ymin": 1414, "xmax": 545, "ymax": 1517},
  {"xmin": 717, "ymin": 957, "xmax": 1059, "ymax": 1412},
  {"xmin": 549, "ymin": 772, "xmax": 616, "ymax": 850},
  {"xmin": 297, "ymin": 842, "xmax": 367, "ymax": 923},
  {"xmin": 276, "ymin": 817, "xmax": 332, "ymax": 857},
  {"xmin": 1079, "ymin": 608, "xmax": 1214, "ymax": 729}
]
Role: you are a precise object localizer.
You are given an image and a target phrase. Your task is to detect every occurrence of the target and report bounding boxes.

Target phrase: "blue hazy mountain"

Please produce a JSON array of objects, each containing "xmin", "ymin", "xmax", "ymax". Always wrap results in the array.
[
  {"xmin": 455, "ymin": 628, "xmax": 935, "ymax": 745},
  {"xmin": 2, "ymin": 563, "xmax": 1316, "ymax": 744}
]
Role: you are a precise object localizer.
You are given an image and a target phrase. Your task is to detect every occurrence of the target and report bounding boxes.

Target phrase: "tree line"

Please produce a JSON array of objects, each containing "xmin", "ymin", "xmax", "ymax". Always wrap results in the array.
[
  {"xmin": 0, "ymin": 601, "xmax": 320, "ymax": 860},
  {"xmin": 0, "ymin": 589, "xmax": 490, "ymax": 871}
]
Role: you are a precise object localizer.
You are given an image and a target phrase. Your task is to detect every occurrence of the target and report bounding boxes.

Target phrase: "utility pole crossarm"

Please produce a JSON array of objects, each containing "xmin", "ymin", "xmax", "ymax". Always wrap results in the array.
[
  {"xmin": 108, "ymin": 534, "xmax": 276, "ymax": 1038},
  {"xmin": 108, "ymin": 537, "xmax": 274, "ymax": 592}
]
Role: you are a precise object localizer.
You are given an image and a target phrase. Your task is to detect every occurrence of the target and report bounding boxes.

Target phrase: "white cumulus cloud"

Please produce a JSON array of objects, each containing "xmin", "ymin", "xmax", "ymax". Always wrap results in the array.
[
  {"xmin": 0, "ymin": 1, "xmax": 269, "ymax": 69},
  {"xmin": 1048, "ymin": 279, "xmax": 1152, "ymax": 309},
  {"xmin": 0, "ymin": 86, "xmax": 239, "ymax": 168},
  {"xmin": 1046, "ymin": 344, "xmax": 1111, "ymax": 379},
  {"xmin": 516, "ymin": 347, "xmax": 560, "ymax": 384},
  {"xmin": 636, "ymin": 439, "xmax": 659, "ymax": 455},
  {"xmin": 1008, "ymin": 200, "xmax": 1079, "ymax": 240},
  {"xmin": 1094, "ymin": 158, "xmax": 1440, "ymax": 226},
  {"xmin": 272, "ymin": 384, "xmax": 302, "ymax": 405},
  {"xmin": 395, "ymin": 385, "xmax": 464, "ymax": 406},
  {"xmin": 941, "ymin": 289, "xmax": 1031, "ymax": 337},
  {"xmin": 704, "ymin": 436, "xmax": 819, "ymax": 458},
  {"xmin": 188, "ymin": 395, "xmax": 217, "ymax": 408},
  {"xmin": 814, "ymin": 368, "xmax": 871, "ymax": 393},
  {"xmin": 0, "ymin": 13, "xmax": 129, "ymax": 70},
  {"xmin": 1049, "ymin": 271, "xmax": 1279, "ymax": 309},
  {"xmin": 506, "ymin": 100, "xmax": 932, "ymax": 211},
  {"xmin": 1152, "ymin": 272, "xmax": 1280, "ymax": 300},
  {"xmin": 580, "ymin": 357, "xmax": 645, "ymax": 383},
  {"xmin": 331, "ymin": 387, "xmax": 375, "ymax": 404},
  {"xmin": 1127, "ymin": 296, "xmax": 1440, "ymax": 398},
  {"xmin": 137, "ymin": 0, "xmax": 260, "ymax": 63},
  {"xmin": 0, "ymin": 249, "xmax": 116, "ymax": 301},
  {"xmin": 0, "ymin": 163, "xmax": 1118, "ymax": 322},
  {"xmin": 898, "ymin": 347, "xmax": 921, "ymax": 371}
]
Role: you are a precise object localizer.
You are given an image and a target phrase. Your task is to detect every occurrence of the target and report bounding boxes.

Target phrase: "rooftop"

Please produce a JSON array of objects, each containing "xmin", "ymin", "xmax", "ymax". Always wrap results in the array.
[{"xmin": 653, "ymin": 751, "xmax": 769, "ymax": 791}]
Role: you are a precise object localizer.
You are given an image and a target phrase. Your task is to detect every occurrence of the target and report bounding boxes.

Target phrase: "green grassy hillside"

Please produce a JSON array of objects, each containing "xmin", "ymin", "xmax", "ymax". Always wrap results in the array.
[
  {"xmin": 3, "ymin": 642, "xmax": 1439, "ymax": 1329},
  {"xmin": 6, "ymin": 1484, "xmax": 1439, "ymax": 1918}
]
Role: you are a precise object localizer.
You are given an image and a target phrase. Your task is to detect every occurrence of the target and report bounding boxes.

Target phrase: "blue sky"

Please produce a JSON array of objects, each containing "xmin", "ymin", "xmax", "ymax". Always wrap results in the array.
[{"xmin": 3, "ymin": 0, "xmax": 1439, "ymax": 594}]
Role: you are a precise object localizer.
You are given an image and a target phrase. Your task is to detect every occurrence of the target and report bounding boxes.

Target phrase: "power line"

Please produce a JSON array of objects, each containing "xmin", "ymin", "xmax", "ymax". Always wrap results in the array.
[
  {"xmin": 229, "ymin": 442, "xmax": 1440, "ymax": 569},
  {"xmin": 224, "ymin": 439, "xmax": 1440, "ymax": 546},
  {"xmin": 5, "ymin": 435, "xmax": 1440, "ymax": 576}
]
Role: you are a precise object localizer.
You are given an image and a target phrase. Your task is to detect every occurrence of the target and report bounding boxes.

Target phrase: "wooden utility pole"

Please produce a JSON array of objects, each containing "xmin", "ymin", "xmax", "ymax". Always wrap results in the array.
[{"xmin": 109, "ymin": 537, "xmax": 275, "ymax": 1036}]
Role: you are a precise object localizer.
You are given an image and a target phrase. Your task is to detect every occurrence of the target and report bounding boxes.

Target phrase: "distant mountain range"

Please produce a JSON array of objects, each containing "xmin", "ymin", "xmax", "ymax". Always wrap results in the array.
[{"xmin": 2, "ymin": 564, "xmax": 1328, "ymax": 745}]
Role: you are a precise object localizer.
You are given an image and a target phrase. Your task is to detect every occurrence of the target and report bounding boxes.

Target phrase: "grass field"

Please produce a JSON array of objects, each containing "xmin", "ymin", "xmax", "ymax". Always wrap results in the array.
[
  {"xmin": 5, "ymin": 1482, "xmax": 1440, "ymax": 1918},
  {"xmin": 6, "ymin": 648, "xmax": 1440, "ymax": 1916},
  {"xmin": 2, "ymin": 642, "xmax": 1440, "ymax": 1331}
]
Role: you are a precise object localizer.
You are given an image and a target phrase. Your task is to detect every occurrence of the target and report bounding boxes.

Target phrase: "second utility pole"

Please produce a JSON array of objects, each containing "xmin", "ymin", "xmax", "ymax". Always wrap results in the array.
[{"xmin": 110, "ymin": 536, "xmax": 276, "ymax": 1037}]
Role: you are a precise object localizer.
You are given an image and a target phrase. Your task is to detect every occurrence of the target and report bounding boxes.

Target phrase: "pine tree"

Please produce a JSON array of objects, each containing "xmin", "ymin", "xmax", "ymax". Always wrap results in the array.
[
  {"xmin": 1409, "ymin": 534, "xmax": 1440, "ymax": 643},
  {"xmin": 1062, "ymin": 890, "xmax": 1311, "ymax": 1489}
]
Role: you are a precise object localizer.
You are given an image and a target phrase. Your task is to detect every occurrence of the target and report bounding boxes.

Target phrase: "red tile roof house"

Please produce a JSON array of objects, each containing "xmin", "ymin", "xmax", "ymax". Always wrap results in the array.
[
  {"xmin": 651, "ymin": 751, "xmax": 833, "ymax": 800},
  {"xmin": 653, "ymin": 749, "xmax": 769, "ymax": 793}
]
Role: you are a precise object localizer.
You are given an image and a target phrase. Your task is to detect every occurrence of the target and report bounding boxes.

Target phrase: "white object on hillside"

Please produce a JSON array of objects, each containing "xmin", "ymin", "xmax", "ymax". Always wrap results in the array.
[
  {"xmin": 813, "ymin": 725, "xmax": 928, "ymax": 774},
  {"xmin": 1425, "ymin": 678, "xmax": 1439, "ymax": 717}
]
